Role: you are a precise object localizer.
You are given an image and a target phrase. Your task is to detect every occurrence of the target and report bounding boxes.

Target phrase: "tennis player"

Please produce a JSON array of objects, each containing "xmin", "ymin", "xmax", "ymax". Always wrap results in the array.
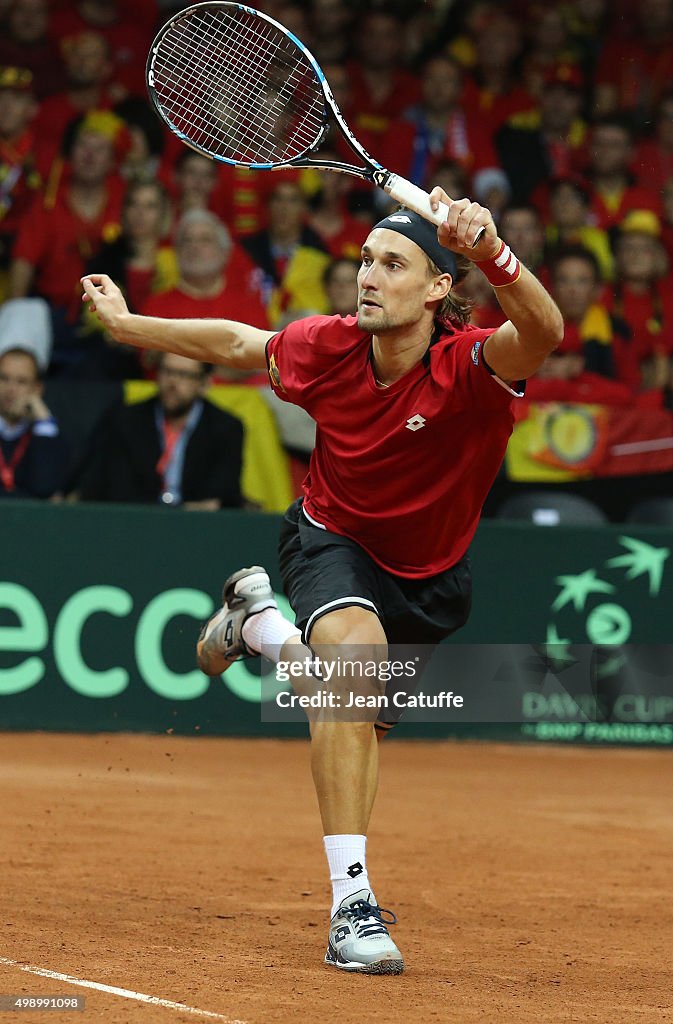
[{"xmin": 82, "ymin": 188, "xmax": 563, "ymax": 976}]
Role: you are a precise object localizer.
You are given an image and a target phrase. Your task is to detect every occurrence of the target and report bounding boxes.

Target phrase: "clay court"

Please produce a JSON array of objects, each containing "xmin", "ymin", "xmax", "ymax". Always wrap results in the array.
[{"xmin": 0, "ymin": 734, "xmax": 670, "ymax": 1023}]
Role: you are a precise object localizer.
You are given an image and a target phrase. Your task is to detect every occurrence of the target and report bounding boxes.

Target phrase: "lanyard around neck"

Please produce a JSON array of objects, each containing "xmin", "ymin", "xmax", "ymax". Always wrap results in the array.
[{"xmin": 0, "ymin": 432, "xmax": 31, "ymax": 491}]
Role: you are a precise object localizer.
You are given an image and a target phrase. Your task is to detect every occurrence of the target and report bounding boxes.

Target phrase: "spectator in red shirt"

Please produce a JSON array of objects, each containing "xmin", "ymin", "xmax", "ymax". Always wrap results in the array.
[
  {"xmin": 549, "ymin": 245, "xmax": 628, "ymax": 381},
  {"xmin": 0, "ymin": 66, "xmax": 41, "ymax": 290},
  {"xmin": 242, "ymin": 181, "xmax": 330, "ymax": 328},
  {"xmin": 544, "ymin": 177, "xmax": 614, "ymax": 281},
  {"xmin": 142, "ymin": 209, "xmax": 269, "ymax": 381},
  {"xmin": 460, "ymin": 9, "xmax": 535, "ymax": 141},
  {"xmin": 584, "ymin": 116, "xmax": 660, "ymax": 230},
  {"xmin": 594, "ymin": 0, "xmax": 673, "ymax": 119},
  {"xmin": 32, "ymin": 30, "xmax": 124, "ymax": 160},
  {"xmin": 498, "ymin": 204, "xmax": 547, "ymax": 280},
  {"xmin": 563, "ymin": 0, "xmax": 610, "ymax": 75},
  {"xmin": 456, "ymin": 263, "xmax": 508, "ymax": 330},
  {"xmin": 114, "ymin": 97, "xmax": 165, "ymax": 184},
  {"xmin": 322, "ymin": 257, "xmax": 358, "ymax": 317},
  {"xmin": 79, "ymin": 179, "xmax": 177, "ymax": 379},
  {"xmin": 9, "ymin": 111, "xmax": 124, "ymax": 371},
  {"xmin": 307, "ymin": 151, "xmax": 371, "ymax": 263},
  {"xmin": 0, "ymin": 0, "xmax": 65, "ymax": 100},
  {"xmin": 49, "ymin": 0, "xmax": 157, "ymax": 97},
  {"xmin": 633, "ymin": 91, "xmax": 673, "ymax": 195},
  {"xmin": 660, "ymin": 174, "xmax": 673, "ymax": 265},
  {"xmin": 347, "ymin": 10, "xmax": 421, "ymax": 140},
  {"xmin": 159, "ymin": 147, "xmax": 290, "ymax": 241},
  {"xmin": 526, "ymin": 349, "xmax": 635, "ymax": 406},
  {"xmin": 607, "ymin": 209, "xmax": 673, "ymax": 391},
  {"xmin": 165, "ymin": 150, "xmax": 219, "ymax": 223},
  {"xmin": 521, "ymin": 6, "xmax": 583, "ymax": 99},
  {"xmin": 307, "ymin": 0, "xmax": 353, "ymax": 64}
]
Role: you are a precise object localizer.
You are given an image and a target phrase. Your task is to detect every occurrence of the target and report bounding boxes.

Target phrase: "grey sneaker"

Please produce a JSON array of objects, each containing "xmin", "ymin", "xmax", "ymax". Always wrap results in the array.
[
  {"xmin": 324, "ymin": 889, "xmax": 404, "ymax": 974},
  {"xmin": 196, "ymin": 566, "xmax": 276, "ymax": 676}
]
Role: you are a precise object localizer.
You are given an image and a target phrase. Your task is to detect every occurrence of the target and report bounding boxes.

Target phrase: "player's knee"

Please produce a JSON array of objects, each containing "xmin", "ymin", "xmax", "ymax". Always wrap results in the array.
[{"xmin": 309, "ymin": 605, "xmax": 387, "ymax": 649}]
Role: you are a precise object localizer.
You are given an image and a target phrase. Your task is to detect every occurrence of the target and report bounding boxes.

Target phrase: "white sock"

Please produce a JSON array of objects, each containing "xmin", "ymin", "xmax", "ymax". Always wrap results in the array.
[
  {"xmin": 323, "ymin": 834, "xmax": 373, "ymax": 917},
  {"xmin": 241, "ymin": 607, "xmax": 300, "ymax": 662}
]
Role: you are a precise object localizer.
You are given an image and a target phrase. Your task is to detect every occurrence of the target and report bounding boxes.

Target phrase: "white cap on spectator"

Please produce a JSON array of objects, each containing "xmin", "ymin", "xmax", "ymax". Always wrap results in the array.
[
  {"xmin": 0, "ymin": 298, "xmax": 53, "ymax": 372},
  {"xmin": 472, "ymin": 167, "xmax": 512, "ymax": 206}
]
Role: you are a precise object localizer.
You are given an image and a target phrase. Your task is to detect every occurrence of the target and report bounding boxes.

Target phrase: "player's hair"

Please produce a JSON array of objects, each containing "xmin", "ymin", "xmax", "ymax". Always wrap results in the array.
[{"xmin": 426, "ymin": 253, "xmax": 473, "ymax": 326}]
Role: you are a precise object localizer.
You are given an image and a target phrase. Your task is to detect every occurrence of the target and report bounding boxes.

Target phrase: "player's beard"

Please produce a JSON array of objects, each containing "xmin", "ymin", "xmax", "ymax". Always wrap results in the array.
[{"xmin": 357, "ymin": 304, "xmax": 413, "ymax": 335}]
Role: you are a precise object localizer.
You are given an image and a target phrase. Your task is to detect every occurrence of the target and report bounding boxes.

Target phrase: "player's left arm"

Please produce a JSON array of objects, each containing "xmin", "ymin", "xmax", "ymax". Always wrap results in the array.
[{"xmin": 429, "ymin": 187, "xmax": 564, "ymax": 381}]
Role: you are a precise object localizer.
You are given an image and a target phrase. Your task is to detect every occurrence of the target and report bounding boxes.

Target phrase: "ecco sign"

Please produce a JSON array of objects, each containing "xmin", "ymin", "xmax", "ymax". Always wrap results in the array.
[{"xmin": 0, "ymin": 582, "xmax": 291, "ymax": 703}]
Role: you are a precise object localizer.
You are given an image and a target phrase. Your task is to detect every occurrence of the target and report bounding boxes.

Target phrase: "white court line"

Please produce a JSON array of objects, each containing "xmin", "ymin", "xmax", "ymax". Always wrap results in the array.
[{"xmin": 0, "ymin": 958, "xmax": 246, "ymax": 1023}]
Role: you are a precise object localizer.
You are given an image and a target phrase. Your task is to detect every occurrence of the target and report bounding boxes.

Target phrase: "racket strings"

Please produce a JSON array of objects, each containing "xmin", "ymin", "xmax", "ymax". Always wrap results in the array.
[
  {"xmin": 150, "ymin": 6, "xmax": 326, "ymax": 164},
  {"xmin": 171, "ymin": 15, "xmax": 295, "ymax": 141}
]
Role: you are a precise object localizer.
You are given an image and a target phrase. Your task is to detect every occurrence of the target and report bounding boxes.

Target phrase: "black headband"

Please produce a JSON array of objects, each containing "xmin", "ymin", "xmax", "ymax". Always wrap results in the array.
[{"xmin": 372, "ymin": 209, "xmax": 457, "ymax": 278}]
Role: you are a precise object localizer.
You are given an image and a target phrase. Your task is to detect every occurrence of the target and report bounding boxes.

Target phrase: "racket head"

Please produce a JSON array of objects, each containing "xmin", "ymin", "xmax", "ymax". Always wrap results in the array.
[{"xmin": 146, "ymin": 1, "xmax": 330, "ymax": 168}]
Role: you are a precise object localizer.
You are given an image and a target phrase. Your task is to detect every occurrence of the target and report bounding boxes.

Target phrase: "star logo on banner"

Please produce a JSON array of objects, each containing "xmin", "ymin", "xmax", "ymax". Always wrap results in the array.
[
  {"xmin": 542, "ymin": 623, "xmax": 575, "ymax": 670},
  {"xmin": 551, "ymin": 569, "xmax": 615, "ymax": 613},
  {"xmin": 606, "ymin": 536, "xmax": 671, "ymax": 597}
]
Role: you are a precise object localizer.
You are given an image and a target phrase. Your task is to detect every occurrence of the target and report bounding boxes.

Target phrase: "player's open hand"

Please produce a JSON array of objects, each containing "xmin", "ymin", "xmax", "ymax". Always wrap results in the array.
[
  {"xmin": 428, "ymin": 187, "xmax": 499, "ymax": 261},
  {"xmin": 80, "ymin": 274, "xmax": 129, "ymax": 336}
]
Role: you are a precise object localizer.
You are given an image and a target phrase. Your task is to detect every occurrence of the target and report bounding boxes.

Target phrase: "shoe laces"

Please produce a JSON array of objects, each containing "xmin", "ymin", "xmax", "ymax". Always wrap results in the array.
[{"xmin": 344, "ymin": 899, "xmax": 397, "ymax": 939}]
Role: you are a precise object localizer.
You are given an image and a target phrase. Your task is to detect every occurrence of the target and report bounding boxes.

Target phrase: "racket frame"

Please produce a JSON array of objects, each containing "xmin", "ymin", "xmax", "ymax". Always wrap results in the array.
[{"xmin": 146, "ymin": 1, "xmax": 484, "ymax": 240}]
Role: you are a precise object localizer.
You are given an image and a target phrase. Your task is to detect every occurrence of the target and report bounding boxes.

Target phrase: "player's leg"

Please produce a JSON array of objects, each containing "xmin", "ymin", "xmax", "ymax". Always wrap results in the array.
[
  {"xmin": 196, "ymin": 502, "xmax": 403, "ymax": 973},
  {"xmin": 196, "ymin": 574, "xmax": 403, "ymax": 973},
  {"xmin": 307, "ymin": 604, "xmax": 385, "ymax": 836},
  {"xmin": 304, "ymin": 604, "xmax": 403, "ymax": 974}
]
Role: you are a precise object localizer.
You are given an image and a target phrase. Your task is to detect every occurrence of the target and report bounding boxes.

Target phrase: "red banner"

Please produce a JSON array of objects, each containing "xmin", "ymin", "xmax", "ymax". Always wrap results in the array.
[{"xmin": 507, "ymin": 403, "xmax": 673, "ymax": 480}]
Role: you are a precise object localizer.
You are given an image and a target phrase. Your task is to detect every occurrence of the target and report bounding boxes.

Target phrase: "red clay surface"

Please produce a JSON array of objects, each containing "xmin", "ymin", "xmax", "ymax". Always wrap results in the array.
[{"xmin": 0, "ymin": 734, "xmax": 671, "ymax": 1023}]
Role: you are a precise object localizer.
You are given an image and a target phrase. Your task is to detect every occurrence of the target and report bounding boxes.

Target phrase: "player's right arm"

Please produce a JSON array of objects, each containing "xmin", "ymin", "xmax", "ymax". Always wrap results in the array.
[{"xmin": 80, "ymin": 274, "xmax": 273, "ymax": 370}]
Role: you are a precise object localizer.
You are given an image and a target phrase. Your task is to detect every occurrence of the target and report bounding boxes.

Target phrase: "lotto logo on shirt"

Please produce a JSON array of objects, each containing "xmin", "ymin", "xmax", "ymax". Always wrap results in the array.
[{"xmin": 471, "ymin": 341, "xmax": 481, "ymax": 366}]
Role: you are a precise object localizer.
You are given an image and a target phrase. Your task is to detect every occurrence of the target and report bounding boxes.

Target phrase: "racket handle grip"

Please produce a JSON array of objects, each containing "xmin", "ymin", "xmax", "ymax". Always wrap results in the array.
[{"xmin": 381, "ymin": 173, "xmax": 485, "ymax": 249}]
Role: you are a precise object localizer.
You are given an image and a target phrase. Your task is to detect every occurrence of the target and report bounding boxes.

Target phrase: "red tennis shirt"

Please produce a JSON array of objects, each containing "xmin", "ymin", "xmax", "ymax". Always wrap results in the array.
[{"xmin": 266, "ymin": 315, "xmax": 521, "ymax": 578}]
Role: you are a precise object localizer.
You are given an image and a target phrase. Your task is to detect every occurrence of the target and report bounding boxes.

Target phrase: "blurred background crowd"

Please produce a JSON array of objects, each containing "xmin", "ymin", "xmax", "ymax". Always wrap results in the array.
[{"xmin": 1, "ymin": 0, "xmax": 673, "ymax": 521}]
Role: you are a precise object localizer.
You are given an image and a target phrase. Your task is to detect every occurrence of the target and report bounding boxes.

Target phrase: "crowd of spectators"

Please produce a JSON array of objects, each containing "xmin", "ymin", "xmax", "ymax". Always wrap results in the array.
[{"xmin": 1, "ymin": 0, "xmax": 673, "ymax": 506}]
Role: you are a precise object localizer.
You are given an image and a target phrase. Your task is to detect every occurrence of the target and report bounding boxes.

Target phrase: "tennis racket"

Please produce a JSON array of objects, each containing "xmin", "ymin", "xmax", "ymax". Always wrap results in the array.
[{"xmin": 146, "ymin": 1, "xmax": 485, "ymax": 245}]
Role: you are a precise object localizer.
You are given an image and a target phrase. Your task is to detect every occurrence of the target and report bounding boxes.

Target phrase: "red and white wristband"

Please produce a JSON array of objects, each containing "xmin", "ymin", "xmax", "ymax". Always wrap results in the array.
[{"xmin": 476, "ymin": 239, "xmax": 522, "ymax": 288}]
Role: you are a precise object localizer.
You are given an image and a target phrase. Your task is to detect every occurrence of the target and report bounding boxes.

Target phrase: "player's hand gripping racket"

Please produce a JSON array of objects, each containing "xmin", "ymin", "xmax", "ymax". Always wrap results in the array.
[{"xmin": 146, "ymin": 1, "xmax": 485, "ymax": 246}]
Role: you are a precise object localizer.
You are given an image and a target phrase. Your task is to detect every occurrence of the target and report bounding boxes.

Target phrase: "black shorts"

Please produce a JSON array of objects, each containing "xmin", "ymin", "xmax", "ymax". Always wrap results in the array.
[{"xmin": 278, "ymin": 500, "xmax": 472, "ymax": 729}]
